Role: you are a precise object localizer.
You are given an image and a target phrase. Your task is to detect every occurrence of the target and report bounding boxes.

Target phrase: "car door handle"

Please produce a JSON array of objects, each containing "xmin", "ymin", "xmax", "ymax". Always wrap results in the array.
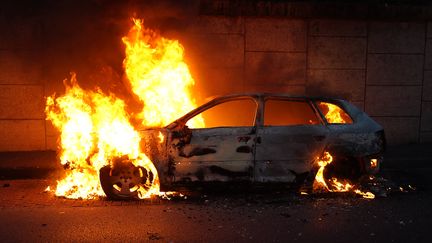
[
  {"xmin": 254, "ymin": 137, "xmax": 262, "ymax": 144},
  {"xmin": 313, "ymin": 135, "xmax": 326, "ymax": 141}
]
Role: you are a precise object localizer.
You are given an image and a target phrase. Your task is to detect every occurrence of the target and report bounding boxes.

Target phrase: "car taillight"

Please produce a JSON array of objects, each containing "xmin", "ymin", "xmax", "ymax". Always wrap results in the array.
[
  {"xmin": 364, "ymin": 154, "xmax": 383, "ymax": 174},
  {"xmin": 370, "ymin": 158, "xmax": 378, "ymax": 169}
]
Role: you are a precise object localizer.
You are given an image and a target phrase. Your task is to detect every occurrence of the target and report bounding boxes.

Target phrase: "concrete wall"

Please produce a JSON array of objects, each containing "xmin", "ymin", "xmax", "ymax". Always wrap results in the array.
[
  {"xmin": 0, "ymin": 13, "xmax": 46, "ymax": 151},
  {"xmin": 1, "ymin": 2, "xmax": 431, "ymax": 151},
  {"xmin": 183, "ymin": 17, "xmax": 430, "ymax": 145}
]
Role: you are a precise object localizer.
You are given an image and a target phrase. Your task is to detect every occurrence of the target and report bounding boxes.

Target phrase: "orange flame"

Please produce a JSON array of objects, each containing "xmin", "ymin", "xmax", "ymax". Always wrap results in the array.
[
  {"xmin": 46, "ymin": 73, "xmax": 160, "ymax": 199},
  {"xmin": 313, "ymin": 151, "xmax": 333, "ymax": 191},
  {"xmin": 158, "ymin": 131, "xmax": 165, "ymax": 144},
  {"xmin": 313, "ymin": 151, "xmax": 375, "ymax": 199},
  {"xmin": 319, "ymin": 102, "xmax": 352, "ymax": 124},
  {"xmin": 122, "ymin": 19, "xmax": 204, "ymax": 128}
]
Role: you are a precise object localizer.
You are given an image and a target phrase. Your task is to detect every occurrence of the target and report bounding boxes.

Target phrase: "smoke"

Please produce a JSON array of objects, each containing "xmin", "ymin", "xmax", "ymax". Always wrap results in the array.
[{"xmin": 2, "ymin": 0, "xmax": 201, "ymax": 116}]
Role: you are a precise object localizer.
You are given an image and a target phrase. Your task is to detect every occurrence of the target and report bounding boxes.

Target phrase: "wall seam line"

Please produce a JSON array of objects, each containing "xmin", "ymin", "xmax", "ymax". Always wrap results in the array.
[
  {"xmin": 419, "ymin": 21, "xmax": 428, "ymax": 143},
  {"xmin": 364, "ymin": 20, "xmax": 370, "ymax": 112}
]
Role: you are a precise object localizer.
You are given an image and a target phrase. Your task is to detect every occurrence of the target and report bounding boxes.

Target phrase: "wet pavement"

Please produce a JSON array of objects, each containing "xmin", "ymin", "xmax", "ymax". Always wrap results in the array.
[{"xmin": 0, "ymin": 176, "xmax": 431, "ymax": 242}]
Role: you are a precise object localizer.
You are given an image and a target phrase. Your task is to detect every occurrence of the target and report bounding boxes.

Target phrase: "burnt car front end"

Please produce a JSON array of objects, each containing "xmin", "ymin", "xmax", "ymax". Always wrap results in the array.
[{"xmin": 139, "ymin": 128, "xmax": 172, "ymax": 187}]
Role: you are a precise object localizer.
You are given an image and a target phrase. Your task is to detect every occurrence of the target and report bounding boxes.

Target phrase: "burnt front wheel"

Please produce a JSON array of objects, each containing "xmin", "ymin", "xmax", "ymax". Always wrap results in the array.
[{"xmin": 99, "ymin": 162, "xmax": 148, "ymax": 200}]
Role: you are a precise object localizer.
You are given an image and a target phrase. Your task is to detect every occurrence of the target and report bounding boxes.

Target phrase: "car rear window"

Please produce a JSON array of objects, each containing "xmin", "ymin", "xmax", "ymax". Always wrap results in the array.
[
  {"xmin": 317, "ymin": 102, "xmax": 353, "ymax": 124},
  {"xmin": 264, "ymin": 99, "xmax": 319, "ymax": 126},
  {"xmin": 187, "ymin": 98, "xmax": 257, "ymax": 128}
]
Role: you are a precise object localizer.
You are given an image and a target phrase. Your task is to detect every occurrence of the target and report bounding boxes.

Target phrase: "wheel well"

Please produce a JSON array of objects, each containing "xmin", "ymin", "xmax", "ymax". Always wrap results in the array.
[{"xmin": 323, "ymin": 152, "xmax": 362, "ymax": 182}]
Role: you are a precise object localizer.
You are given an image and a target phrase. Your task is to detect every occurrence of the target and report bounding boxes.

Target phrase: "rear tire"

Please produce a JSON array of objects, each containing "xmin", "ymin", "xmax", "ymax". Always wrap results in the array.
[{"xmin": 324, "ymin": 154, "xmax": 362, "ymax": 183}]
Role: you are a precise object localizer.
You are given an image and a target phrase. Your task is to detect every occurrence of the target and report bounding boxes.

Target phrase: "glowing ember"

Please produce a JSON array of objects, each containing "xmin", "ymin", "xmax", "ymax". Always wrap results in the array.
[
  {"xmin": 313, "ymin": 151, "xmax": 333, "ymax": 191},
  {"xmin": 370, "ymin": 158, "xmax": 378, "ymax": 169},
  {"xmin": 122, "ymin": 18, "xmax": 204, "ymax": 128},
  {"xmin": 354, "ymin": 189, "xmax": 375, "ymax": 199},
  {"xmin": 158, "ymin": 131, "xmax": 165, "ymax": 144},
  {"xmin": 318, "ymin": 102, "xmax": 353, "ymax": 124},
  {"xmin": 313, "ymin": 151, "xmax": 375, "ymax": 199}
]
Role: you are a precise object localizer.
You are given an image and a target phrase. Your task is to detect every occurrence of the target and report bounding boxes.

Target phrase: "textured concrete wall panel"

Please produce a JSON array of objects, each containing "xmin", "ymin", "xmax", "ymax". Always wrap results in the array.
[
  {"xmin": 188, "ymin": 16, "xmax": 243, "ymax": 34},
  {"xmin": 192, "ymin": 67, "xmax": 243, "ymax": 98},
  {"xmin": 421, "ymin": 102, "xmax": 432, "ymax": 131},
  {"xmin": 420, "ymin": 132, "xmax": 432, "ymax": 143},
  {"xmin": 0, "ymin": 16, "xmax": 43, "ymax": 50},
  {"xmin": 366, "ymin": 86, "xmax": 422, "ymax": 116},
  {"xmin": 368, "ymin": 22, "xmax": 425, "ymax": 54},
  {"xmin": 367, "ymin": 54, "xmax": 423, "ymax": 85},
  {"xmin": 245, "ymin": 18, "xmax": 306, "ymax": 52},
  {"xmin": 244, "ymin": 84, "xmax": 305, "ymax": 95},
  {"xmin": 308, "ymin": 37, "xmax": 366, "ymax": 69},
  {"xmin": 45, "ymin": 136, "xmax": 58, "ymax": 151},
  {"xmin": 45, "ymin": 121, "xmax": 59, "ymax": 151},
  {"xmin": 0, "ymin": 50, "xmax": 43, "ymax": 84},
  {"xmin": 424, "ymin": 71, "xmax": 432, "ymax": 101},
  {"xmin": 0, "ymin": 85, "xmax": 44, "ymax": 119},
  {"xmin": 309, "ymin": 20, "xmax": 367, "ymax": 37},
  {"xmin": 184, "ymin": 34, "xmax": 244, "ymax": 68},
  {"xmin": 428, "ymin": 22, "xmax": 432, "ymax": 38},
  {"xmin": 245, "ymin": 52, "xmax": 306, "ymax": 86},
  {"xmin": 307, "ymin": 69, "xmax": 365, "ymax": 101},
  {"xmin": 0, "ymin": 120, "xmax": 45, "ymax": 151},
  {"xmin": 44, "ymin": 79, "xmax": 67, "ymax": 101},
  {"xmin": 372, "ymin": 117, "xmax": 419, "ymax": 145},
  {"xmin": 425, "ymin": 39, "xmax": 432, "ymax": 70}
]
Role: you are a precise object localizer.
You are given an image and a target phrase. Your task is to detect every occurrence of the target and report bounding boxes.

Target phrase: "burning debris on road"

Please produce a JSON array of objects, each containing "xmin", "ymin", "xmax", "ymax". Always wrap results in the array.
[{"xmin": 313, "ymin": 151, "xmax": 375, "ymax": 199}]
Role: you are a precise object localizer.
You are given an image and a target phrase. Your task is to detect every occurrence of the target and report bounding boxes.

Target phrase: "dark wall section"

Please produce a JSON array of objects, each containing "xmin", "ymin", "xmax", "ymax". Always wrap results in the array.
[
  {"xmin": 0, "ymin": 0, "xmax": 431, "ymax": 150},
  {"xmin": 199, "ymin": 0, "xmax": 432, "ymax": 20}
]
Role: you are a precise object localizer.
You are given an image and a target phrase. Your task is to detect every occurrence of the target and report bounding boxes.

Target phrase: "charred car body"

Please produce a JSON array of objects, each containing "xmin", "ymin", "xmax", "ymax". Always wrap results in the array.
[{"xmin": 100, "ymin": 93, "xmax": 385, "ymax": 199}]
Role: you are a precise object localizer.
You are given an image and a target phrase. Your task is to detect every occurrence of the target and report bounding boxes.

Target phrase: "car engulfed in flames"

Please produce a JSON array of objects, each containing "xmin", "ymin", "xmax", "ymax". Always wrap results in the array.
[{"xmin": 45, "ymin": 18, "xmax": 384, "ymax": 200}]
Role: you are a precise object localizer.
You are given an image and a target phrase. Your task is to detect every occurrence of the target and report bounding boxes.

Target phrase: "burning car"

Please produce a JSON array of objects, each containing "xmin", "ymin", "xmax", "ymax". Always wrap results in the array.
[{"xmin": 99, "ymin": 93, "xmax": 385, "ymax": 200}]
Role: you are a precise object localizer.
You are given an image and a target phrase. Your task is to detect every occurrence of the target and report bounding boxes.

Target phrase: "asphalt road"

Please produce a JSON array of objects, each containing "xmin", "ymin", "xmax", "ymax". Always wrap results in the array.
[{"xmin": 0, "ymin": 176, "xmax": 431, "ymax": 243}]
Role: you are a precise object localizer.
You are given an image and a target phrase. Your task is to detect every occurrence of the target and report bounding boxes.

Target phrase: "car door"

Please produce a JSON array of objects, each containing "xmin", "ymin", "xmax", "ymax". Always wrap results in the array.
[
  {"xmin": 254, "ymin": 98, "xmax": 329, "ymax": 183},
  {"xmin": 170, "ymin": 97, "xmax": 259, "ymax": 182}
]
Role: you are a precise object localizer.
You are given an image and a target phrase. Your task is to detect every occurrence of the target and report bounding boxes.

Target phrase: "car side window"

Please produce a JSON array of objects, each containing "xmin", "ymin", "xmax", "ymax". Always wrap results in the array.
[
  {"xmin": 264, "ymin": 99, "xmax": 319, "ymax": 126},
  {"xmin": 187, "ymin": 98, "xmax": 257, "ymax": 128},
  {"xmin": 317, "ymin": 102, "xmax": 353, "ymax": 124}
]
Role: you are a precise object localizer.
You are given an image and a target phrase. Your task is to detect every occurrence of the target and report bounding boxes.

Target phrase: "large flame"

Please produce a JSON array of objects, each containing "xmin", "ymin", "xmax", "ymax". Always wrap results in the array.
[
  {"xmin": 122, "ymin": 19, "xmax": 204, "ymax": 128},
  {"xmin": 46, "ymin": 18, "xmax": 203, "ymax": 199},
  {"xmin": 46, "ymin": 73, "xmax": 160, "ymax": 199},
  {"xmin": 313, "ymin": 151, "xmax": 375, "ymax": 199},
  {"xmin": 319, "ymin": 102, "xmax": 352, "ymax": 124}
]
